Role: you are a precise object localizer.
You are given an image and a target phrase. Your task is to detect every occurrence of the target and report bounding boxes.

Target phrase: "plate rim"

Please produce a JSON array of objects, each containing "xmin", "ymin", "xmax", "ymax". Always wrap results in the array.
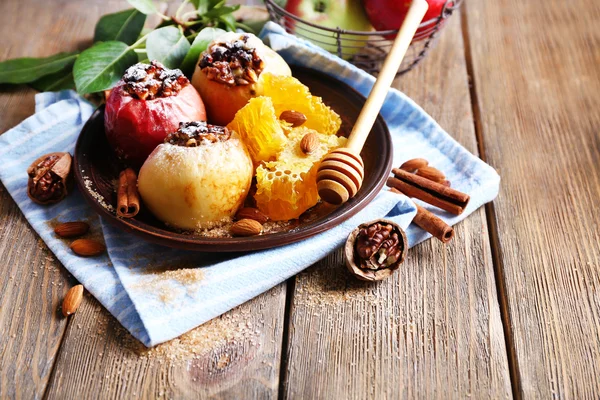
[{"xmin": 74, "ymin": 66, "xmax": 393, "ymax": 252}]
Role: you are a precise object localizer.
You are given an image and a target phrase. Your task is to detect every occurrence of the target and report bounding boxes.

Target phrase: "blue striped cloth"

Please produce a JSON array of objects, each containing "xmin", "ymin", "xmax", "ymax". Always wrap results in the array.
[{"xmin": 0, "ymin": 22, "xmax": 499, "ymax": 346}]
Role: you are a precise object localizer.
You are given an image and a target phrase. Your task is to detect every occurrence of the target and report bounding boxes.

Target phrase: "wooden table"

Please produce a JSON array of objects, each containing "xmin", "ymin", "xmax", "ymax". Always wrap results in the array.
[{"xmin": 1, "ymin": 0, "xmax": 599, "ymax": 398}]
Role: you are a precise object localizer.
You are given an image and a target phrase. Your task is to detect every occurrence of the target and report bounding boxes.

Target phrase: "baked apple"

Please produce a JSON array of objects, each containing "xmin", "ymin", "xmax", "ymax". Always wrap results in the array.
[
  {"xmin": 137, "ymin": 121, "xmax": 253, "ymax": 230},
  {"xmin": 105, "ymin": 61, "xmax": 206, "ymax": 166},
  {"xmin": 191, "ymin": 32, "xmax": 291, "ymax": 126}
]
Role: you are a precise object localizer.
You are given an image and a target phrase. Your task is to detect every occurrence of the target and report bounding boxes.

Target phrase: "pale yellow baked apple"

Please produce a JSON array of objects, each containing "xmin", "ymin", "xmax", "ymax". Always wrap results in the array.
[
  {"xmin": 137, "ymin": 121, "xmax": 253, "ymax": 230},
  {"xmin": 191, "ymin": 32, "xmax": 291, "ymax": 126}
]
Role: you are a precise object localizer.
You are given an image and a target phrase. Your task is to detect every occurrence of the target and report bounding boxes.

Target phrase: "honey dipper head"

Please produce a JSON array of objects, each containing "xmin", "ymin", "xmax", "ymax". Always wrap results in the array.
[{"xmin": 317, "ymin": 148, "xmax": 364, "ymax": 205}]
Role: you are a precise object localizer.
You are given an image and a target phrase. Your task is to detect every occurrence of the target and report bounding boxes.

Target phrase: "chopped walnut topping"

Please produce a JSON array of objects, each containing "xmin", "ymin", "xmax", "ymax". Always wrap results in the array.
[
  {"xmin": 199, "ymin": 34, "xmax": 265, "ymax": 86},
  {"xmin": 121, "ymin": 61, "xmax": 189, "ymax": 100},
  {"xmin": 165, "ymin": 121, "xmax": 231, "ymax": 146}
]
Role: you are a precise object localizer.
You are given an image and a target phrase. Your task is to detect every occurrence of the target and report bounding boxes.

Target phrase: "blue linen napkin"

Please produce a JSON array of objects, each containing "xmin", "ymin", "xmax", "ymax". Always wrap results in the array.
[{"xmin": 0, "ymin": 22, "xmax": 499, "ymax": 347}]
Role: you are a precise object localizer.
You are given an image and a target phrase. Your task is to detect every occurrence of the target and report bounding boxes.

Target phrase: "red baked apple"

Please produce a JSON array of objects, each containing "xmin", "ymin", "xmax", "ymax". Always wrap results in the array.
[
  {"xmin": 105, "ymin": 61, "xmax": 206, "ymax": 166},
  {"xmin": 362, "ymin": 0, "xmax": 452, "ymax": 41}
]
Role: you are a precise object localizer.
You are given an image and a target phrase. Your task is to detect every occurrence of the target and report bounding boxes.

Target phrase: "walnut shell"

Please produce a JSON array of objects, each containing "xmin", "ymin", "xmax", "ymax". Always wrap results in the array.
[
  {"xmin": 344, "ymin": 218, "xmax": 408, "ymax": 282},
  {"xmin": 26, "ymin": 152, "xmax": 72, "ymax": 205}
]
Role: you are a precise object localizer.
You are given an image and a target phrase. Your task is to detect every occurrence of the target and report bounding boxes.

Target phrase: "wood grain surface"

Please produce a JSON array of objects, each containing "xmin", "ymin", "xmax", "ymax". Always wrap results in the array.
[
  {"xmin": 465, "ymin": 0, "xmax": 600, "ymax": 398},
  {"xmin": 282, "ymin": 14, "xmax": 512, "ymax": 399},
  {"xmin": 0, "ymin": 1, "xmax": 114, "ymax": 398},
  {"xmin": 44, "ymin": 286, "xmax": 286, "ymax": 399},
  {"xmin": 2, "ymin": 0, "xmax": 600, "ymax": 398}
]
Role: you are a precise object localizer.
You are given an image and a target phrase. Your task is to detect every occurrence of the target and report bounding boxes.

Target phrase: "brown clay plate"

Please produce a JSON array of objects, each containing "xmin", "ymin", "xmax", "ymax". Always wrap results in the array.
[{"xmin": 74, "ymin": 66, "xmax": 392, "ymax": 252}]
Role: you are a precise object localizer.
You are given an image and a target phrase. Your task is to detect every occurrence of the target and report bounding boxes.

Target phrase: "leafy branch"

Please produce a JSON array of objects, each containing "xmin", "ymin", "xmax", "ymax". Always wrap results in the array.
[{"xmin": 0, "ymin": 0, "xmax": 262, "ymax": 95}]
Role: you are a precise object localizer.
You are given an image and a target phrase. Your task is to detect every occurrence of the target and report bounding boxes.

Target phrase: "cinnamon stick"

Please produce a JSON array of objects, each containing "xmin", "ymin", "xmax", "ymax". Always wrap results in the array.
[
  {"xmin": 388, "ymin": 168, "xmax": 470, "ymax": 215},
  {"xmin": 117, "ymin": 168, "xmax": 140, "ymax": 218},
  {"xmin": 390, "ymin": 187, "xmax": 454, "ymax": 243}
]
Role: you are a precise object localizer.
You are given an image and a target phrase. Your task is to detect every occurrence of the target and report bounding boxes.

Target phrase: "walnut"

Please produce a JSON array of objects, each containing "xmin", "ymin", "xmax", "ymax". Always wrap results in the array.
[
  {"xmin": 344, "ymin": 219, "xmax": 407, "ymax": 281},
  {"xmin": 26, "ymin": 152, "xmax": 72, "ymax": 205},
  {"xmin": 121, "ymin": 61, "xmax": 189, "ymax": 100},
  {"xmin": 199, "ymin": 34, "xmax": 265, "ymax": 86},
  {"xmin": 165, "ymin": 121, "xmax": 231, "ymax": 146}
]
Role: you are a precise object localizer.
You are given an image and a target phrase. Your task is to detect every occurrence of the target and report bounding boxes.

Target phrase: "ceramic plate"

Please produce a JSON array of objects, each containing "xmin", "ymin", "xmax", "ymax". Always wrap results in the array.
[{"xmin": 74, "ymin": 66, "xmax": 392, "ymax": 251}]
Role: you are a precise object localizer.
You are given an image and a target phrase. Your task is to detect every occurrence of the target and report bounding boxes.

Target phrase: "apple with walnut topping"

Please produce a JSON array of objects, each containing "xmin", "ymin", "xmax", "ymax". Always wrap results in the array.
[
  {"xmin": 191, "ymin": 32, "xmax": 291, "ymax": 126},
  {"xmin": 104, "ymin": 61, "xmax": 206, "ymax": 166},
  {"xmin": 137, "ymin": 121, "xmax": 253, "ymax": 230}
]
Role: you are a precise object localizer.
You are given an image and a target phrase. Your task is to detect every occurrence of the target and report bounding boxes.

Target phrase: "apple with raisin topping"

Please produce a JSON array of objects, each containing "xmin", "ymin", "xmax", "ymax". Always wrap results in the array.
[
  {"xmin": 105, "ymin": 61, "xmax": 206, "ymax": 166},
  {"xmin": 191, "ymin": 32, "xmax": 291, "ymax": 126},
  {"xmin": 137, "ymin": 121, "xmax": 253, "ymax": 230}
]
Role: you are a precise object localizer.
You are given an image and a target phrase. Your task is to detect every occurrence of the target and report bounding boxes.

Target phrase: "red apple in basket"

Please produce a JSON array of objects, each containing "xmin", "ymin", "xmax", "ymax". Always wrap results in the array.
[
  {"xmin": 285, "ymin": 0, "xmax": 374, "ymax": 59},
  {"xmin": 362, "ymin": 0, "xmax": 453, "ymax": 41}
]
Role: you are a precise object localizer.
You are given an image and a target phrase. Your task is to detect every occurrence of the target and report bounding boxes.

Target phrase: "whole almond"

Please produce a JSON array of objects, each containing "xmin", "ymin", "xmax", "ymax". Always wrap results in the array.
[
  {"xmin": 300, "ymin": 132, "xmax": 319, "ymax": 154},
  {"xmin": 70, "ymin": 239, "xmax": 105, "ymax": 257},
  {"xmin": 400, "ymin": 158, "xmax": 428, "ymax": 172},
  {"xmin": 54, "ymin": 221, "xmax": 90, "ymax": 238},
  {"xmin": 280, "ymin": 110, "xmax": 307, "ymax": 127},
  {"xmin": 231, "ymin": 219, "xmax": 263, "ymax": 236},
  {"xmin": 235, "ymin": 207, "xmax": 268, "ymax": 224},
  {"xmin": 62, "ymin": 284, "xmax": 83, "ymax": 317},
  {"xmin": 416, "ymin": 166, "xmax": 445, "ymax": 182}
]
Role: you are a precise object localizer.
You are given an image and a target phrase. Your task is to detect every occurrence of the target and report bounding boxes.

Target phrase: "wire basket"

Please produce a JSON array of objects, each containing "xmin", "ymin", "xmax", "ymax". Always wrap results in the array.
[{"xmin": 264, "ymin": 0, "xmax": 463, "ymax": 76}]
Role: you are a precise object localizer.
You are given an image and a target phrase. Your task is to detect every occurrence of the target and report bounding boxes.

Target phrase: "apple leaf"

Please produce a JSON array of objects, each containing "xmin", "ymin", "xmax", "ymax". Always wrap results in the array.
[
  {"xmin": 205, "ymin": 5, "xmax": 240, "ymax": 19},
  {"xmin": 30, "ymin": 68, "xmax": 75, "ymax": 92},
  {"xmin": 126, "ymin": 0, "xmax": 158, "ymax": 15},
  {"xmin": 146, "ymin": 27, "xmax": 190, "ymax": 69},
  {"xmin": 73, "ymin": 41, "xmax": 137, "ymax": 94},
  {"xmin": 195, "ymin": 0, "xmax": 222, "ymax": 11},
  {"xmin": 0, "ymin": 51, "xmax": 78, "ymax": 84},
  {"xmin": 217, "ymin": 14, "xmax": 238, "ymax": 32},
  {"xmin": 180, "ymin": 27, "xmax": 225, "ymax": 77},
  {"xmin": 94, "ymin": 9, "xmax": 147, "ymax": 45}
]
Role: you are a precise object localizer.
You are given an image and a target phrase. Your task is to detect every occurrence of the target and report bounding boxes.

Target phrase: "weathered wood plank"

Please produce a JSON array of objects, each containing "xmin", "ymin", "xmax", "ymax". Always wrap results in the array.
[
  {"xmin": 282, "ymin": 13, "xmax": 513, "ymax": 399},
  {"xmin": 465, "ymin": 0, "xmax": 600, "ymax": 398}
]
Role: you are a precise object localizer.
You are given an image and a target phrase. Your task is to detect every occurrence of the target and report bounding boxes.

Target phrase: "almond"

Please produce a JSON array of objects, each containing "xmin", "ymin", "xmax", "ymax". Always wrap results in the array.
[
  {"xmin": 416, "ymin": 166, "xmax": 445, "ymax": 182},
  {"xmin": 62, "ymin": 284, "xmax": 83, "ymax": 317},
  {"xmin": 70, "ymin": 239, "xmax": 105, "ymax": 257},
  {"xmin": 400, "ymin": 158, "xmax": 428, "ymax": 172},
  {"xmin": 231, "ymin": 219, "xmax": 263, "ymax": 236},
  {"xmin": 300, "ymin": 132, "xmax": 319, "ymax": 154},
  {"xmin": 235, "ymin": 207, "xmax": 268, "ymax": 224},
  {"xmin": 54, "ymin": 221, "xmax": 90, "ymax": 238},
  {"xmin": 279, "ymin": 110, "xmax": 307, "ymax": 127}
]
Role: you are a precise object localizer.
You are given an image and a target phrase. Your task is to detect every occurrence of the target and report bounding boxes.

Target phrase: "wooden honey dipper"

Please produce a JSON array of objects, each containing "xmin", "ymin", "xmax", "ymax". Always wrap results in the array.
[{"xmin": 317, "ymin": 0, "xmax": 430, "ymax": 205}]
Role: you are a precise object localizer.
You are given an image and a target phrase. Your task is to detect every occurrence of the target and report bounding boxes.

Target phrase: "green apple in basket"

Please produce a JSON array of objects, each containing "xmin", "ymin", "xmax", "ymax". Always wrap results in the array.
[{"xmin": 285, "ymin": 0, "xmax": 374, "ymax": 59}]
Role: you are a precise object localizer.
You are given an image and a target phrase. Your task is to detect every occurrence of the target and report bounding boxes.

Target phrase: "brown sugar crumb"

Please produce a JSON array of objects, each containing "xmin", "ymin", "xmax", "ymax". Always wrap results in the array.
[
  {"xmin": 121, "ymin": 61, "xmax": 189, "ymax": 100},
  {"xmin": 165, "ymin": 121, "xmax": 231, "ymax": 146},
  {"xmin": 199, "ymin": 34, "xmax": 264, "ymax": 86},
  {"xmin": 131, "ymin": 263, "xmax": 205, "ymax": 304}
]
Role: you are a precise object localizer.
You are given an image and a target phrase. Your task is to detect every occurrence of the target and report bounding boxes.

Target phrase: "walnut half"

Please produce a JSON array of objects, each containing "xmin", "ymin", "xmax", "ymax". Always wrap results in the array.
[
  {"xmin": 344, "ymin": 219, "xmax": 407, "ymax": 281},
  {"xmin": 26, "ymin": 152, "xmax": 72, "ymax": 205}
]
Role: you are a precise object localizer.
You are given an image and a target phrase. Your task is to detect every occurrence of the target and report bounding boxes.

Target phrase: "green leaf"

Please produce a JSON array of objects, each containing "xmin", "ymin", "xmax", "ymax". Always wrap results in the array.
[
  {"xmin": 180, "ymin": 27, "xmax": 225, "ymax": 77},
  {"xmin": 218, "ymin": 14, "xmax": 238, "ymax": 32},
  {"xmin": 194, "ymin": 0, "xmax": 223, "ymax": 12},
  {"xmin": 73, "ymin": 41, "xmax": 138, "ymax": 94},
  {"xmin": 205, "ymin": 5, "xmax": 240, "ymax": 19},
  {"xmin": 30, "ymin": 69, "xmax": 75, "ymax": 92},
  {"xmin": 94, "ymin": 9, "xmax": 146, "ymax": 45},
  {"xmin": 0, "ymin": 52, "xmax": 78, "ymax": 84},
  {"xmin": 146, "ymin": 27, "xmax": 191, "ymax": 69},
  {"xmin": 126, "ymin": 0, "xmax": 158, "ymax": 15}
]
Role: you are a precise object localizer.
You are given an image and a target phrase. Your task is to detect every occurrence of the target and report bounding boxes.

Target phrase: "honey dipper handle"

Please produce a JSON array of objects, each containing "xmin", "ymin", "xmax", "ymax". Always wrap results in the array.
[{"xmin": 346, "ymin": 0, "xmax": 429, "ymax": 153}]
